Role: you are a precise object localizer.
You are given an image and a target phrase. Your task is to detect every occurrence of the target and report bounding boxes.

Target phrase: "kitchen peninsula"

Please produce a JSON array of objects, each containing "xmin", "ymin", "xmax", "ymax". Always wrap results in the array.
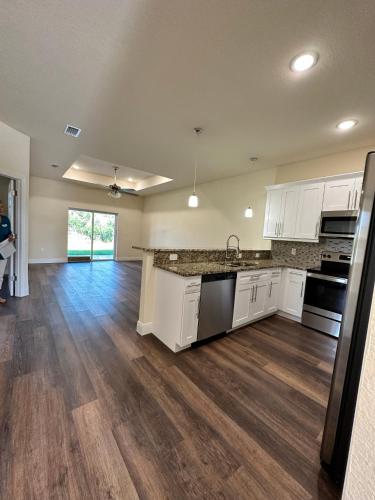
[{"xmin": 134, "ymin": 245, "xmax": 316, "ymax": 352}]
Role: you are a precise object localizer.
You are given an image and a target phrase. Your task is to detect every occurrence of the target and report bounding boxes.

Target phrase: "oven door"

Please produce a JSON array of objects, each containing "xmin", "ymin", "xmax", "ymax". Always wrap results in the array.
[
  {"xmin": 303, "ymin": 273, "xmax": 348, "ymax": 320},
  {"xmin": 320, "ymin": 211, "xmax": 358, "ymax": 238},
  {"xmin": 302, "ymin": 273, "xmax": 348, "ymax": 337}
]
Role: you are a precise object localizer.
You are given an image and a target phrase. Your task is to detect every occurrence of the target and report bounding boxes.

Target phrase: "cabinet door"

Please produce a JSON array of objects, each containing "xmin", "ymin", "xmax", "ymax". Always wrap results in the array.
[
  {"xmin": 266, "ymin": 279, "xmax": 280, "ymax": 314},
  {"xmin": 282, "ymin": 270, "xmax": 306, "ymax": 317},
  {"xmin": 232, "ymin": 283, "xmax": 252, "ymax": 328},
  {"xmin": 263, "ymin": 189, "xmax": 283, "ymax": 238},
  {"xmin": 352, "ymin": 177, "xmax": 363, "ymax": 210},
  {"xmin": 251, "ymin": 281, "xmax": 269, "ymax": 320},
  {"xmin": 323, "ymin": 178, "xmax": 355, "ymax": 211},
  {"xmin": 180, "ymin": 292, "xmax": 200, "ymax": 346},
  {"xmin": 280, "ymin": 187, "xmax": 300, "ymax": 238},
  {"xmin": 294, "ymin": 183, "xmax": 324, "ymax": 240}
]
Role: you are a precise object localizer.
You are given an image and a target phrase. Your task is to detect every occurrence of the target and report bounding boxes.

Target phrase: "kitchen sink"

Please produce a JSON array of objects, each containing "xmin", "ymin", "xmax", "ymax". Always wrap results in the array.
[{"xmin": 225, "ymin": 261, "xmax": 259, "ymax": 268}]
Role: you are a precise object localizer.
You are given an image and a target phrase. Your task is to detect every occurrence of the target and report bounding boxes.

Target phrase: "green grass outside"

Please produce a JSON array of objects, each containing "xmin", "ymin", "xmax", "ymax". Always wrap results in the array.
[{"xmin": 67, "ymin": 249, "xmax": 114, "ymax": 257}]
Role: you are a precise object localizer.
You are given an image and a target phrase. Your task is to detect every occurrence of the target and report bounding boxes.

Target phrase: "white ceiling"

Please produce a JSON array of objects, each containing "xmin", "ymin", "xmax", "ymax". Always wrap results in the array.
[
  {"xmin": 64, "ymin": 155, "xmax": 172, "ymax": 192},
  {"xmin": 1, "ymin": 0, "xmax": 375, "ymax": 195}
]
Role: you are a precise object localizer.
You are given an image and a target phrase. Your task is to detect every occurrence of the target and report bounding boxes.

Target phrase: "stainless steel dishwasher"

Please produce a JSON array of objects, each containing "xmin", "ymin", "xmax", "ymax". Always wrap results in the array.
[{"xmin": 197, "ymin": 272, "xmax": 237, "ymax": 341}]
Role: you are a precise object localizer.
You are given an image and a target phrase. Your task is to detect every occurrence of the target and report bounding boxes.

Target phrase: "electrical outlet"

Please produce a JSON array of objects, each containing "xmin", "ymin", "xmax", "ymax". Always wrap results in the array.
[
  {"xmin": 169, "ymin": 253, "xmax": 178, "ymax": 261},
  {"xmin": 291, "ymin": 248, "xmax": 296, "ymax": 256},
  {"xmin": 238, "ymin": 252, "xmax": 242, "ymax": 259},
  {"xmin": 255, "ymin": 252, "xmax": 260, "ymax": 258}
]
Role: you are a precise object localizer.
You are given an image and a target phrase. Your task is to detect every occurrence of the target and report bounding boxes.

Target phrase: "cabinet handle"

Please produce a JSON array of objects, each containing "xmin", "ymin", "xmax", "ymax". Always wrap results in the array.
[
  {"xmin": 251, "ymin": 285, "xmax": 254, "ymax": 303},
  {"xmin": 354, "ymin": 190, "xmax": 358, "ymax": 209},
  {"xmin": 347, "ymin": 191, "xmax": 351, "ymax": 209},
  {"xmin": 269, "ymin": 281, "xmax": 272, "ymax": 297},
  {"xmin": 315, "ymin": 220, "xmax": 319, "ymax": 238},
  {"xmin": 300, "ymin": 282, "xmax": 304, "ymax": 298},
  {"xmin": 255, "ymin": 284, "xmax": 258, "ymax": 301}
]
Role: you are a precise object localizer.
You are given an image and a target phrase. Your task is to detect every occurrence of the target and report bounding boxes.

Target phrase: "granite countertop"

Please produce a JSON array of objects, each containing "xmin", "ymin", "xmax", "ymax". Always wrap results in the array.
[{"xmin": 154, "ymin": 259, "xmax": 312, "ymax": 277}]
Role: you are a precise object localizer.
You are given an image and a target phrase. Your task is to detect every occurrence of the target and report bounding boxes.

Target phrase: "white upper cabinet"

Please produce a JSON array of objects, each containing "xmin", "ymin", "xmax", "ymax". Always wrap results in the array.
[
  {"xmin": 263, "ymin": 189, "xmax": 283, "ymax": 237},
  {"xmin": 279, "ymin": 186, "xmax": 300, "ymax": 238},
  {"xmin": 322, "ymin": 178, "xmax": 356, "ymax": 211},
  {"xmin": 294, "ymin": 182, "xmax": 324, "ymax": 240},
  {"xmin": 263, "ymin": 173, "xmax": 363, "ymax": 242}
]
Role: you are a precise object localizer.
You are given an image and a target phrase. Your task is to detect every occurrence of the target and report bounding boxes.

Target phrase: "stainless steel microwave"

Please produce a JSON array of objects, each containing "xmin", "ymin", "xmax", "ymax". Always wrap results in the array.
[{"xmin": 320, "ymin": 210, "xmax": 358, "ymax": 238}]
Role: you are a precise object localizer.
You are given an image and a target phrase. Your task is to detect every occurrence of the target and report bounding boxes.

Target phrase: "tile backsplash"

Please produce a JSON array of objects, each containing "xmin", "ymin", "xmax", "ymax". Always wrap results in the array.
[{"xmin": 271, "ymin": 238, "xmax": 353, "ymax": 268}]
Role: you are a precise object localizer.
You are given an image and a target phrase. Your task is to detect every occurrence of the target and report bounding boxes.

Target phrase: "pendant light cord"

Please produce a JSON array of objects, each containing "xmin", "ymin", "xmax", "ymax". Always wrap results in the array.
[{"xmin": 193, "ymin": 127, "xmax": 201, "ymax": 194}]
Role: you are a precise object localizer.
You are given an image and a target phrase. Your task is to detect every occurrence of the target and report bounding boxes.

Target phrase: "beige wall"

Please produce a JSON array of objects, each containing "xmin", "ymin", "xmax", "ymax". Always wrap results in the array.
[
  {"xmin": 142, "ymin": 167, "xmax": 278, "ymax": 249},
  {"xmin": 342, "ymin": 287, "xmax": 375, "ymax": 499},
  {"xmin": 141, "ymin": 146, "xmax": 373, "ymax": 250},
  {"xmin": 275, "ymin": 146, "xmax": 370, "ymax": 184},
  {"xmin": 29, "ymin": 176, "xmax": 143, "ymax": 262}
]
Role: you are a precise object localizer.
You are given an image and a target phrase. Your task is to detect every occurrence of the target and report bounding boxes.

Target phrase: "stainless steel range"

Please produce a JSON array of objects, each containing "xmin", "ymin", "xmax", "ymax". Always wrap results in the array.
[{"xmin": 302, "ymin": 252, "xmax": 352, "ymax": 337}]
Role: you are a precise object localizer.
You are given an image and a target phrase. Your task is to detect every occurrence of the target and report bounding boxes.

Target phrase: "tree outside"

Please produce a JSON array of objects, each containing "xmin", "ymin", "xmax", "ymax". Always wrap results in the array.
[{"xmin": 67, "ymin": 210, "xmax": 116, "ymax": 259}]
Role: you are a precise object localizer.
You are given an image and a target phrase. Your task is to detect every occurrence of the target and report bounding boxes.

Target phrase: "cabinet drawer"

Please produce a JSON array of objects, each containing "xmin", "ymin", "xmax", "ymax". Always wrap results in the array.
[{"xmin": 249, "ymin": 272, "xmax": 270, "ymax": 282}]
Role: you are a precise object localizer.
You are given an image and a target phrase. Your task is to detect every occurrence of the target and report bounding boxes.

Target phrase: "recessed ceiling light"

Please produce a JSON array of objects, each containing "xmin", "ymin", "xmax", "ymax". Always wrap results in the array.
[
  {"xmin": 336, "ymin": 119, "xmax": 358, "ymax": 131},
  {"xmin": 249, "ymin": 157, "xmax": 259, "ymax": 162},
  {"xmin": 72, "ymin": 165, "xmax": 80, "ymax": 170},
  {"xmin": 50, "ymin": 163, "xmax": 60, "ymax": 168},
  {"xmin": 128, "ymin": 177, "xmax": 133, "ymax": 182},
  {"xmin": 290, "ymin": 52, "xmax": 319, "ymax": 72}
]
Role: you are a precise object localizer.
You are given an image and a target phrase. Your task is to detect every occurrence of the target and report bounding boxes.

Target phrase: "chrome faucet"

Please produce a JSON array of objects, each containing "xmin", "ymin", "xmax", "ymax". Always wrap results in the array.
[{"xmin": 226, "ymin": 234, "xmax": 240, "ymax": 259}]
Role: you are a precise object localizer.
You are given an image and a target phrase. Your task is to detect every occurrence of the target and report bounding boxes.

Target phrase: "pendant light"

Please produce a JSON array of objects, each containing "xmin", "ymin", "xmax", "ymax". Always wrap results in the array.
[
  {"xmin": 244, "ymin": 205, "xmax": 253, "ymax": 218},
  {"xmin": 188, "ymin": 127, "xmax": 203, "ymax": 208}
]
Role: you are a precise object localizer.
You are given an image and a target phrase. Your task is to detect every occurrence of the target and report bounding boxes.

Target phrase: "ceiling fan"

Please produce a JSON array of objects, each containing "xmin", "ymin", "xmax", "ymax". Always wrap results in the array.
[{"xmin": 107, "ymin": 166, "xmax": 136, "ymax": 198}]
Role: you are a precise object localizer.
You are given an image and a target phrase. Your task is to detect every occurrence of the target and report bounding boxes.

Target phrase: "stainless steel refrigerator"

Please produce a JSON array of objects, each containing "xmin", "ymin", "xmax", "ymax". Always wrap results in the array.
[{"xmin": 321, "ymin": 151, "xmax": 375, "ymax": 483}]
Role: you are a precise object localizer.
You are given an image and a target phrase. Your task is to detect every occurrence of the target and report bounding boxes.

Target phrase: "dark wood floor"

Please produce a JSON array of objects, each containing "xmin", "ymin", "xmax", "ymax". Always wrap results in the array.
[{"xmin": 0, "ymin": 261, "xmax": 340, "ymax": 499}]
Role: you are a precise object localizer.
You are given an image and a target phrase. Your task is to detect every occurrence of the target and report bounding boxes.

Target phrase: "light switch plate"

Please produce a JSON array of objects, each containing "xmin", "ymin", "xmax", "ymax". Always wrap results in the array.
[
  {"xmin": 291, "ymin": 248, "xmax": 297, "ymax": 256},
  {"xmin": 169, "ymin": 253, "xmax": 178, "ymax": 261}
]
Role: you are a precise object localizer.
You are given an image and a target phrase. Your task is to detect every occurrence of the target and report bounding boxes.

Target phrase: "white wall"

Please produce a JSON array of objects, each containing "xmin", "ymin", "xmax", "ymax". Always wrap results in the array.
[
  {"xmin": 142, "ymin": 167, "xmax": 277, "ymax": 249},
  {"xmin": 141, "ymin": 145, "xmax": 372, "ymax": 250},
  {"xmin": 29, "ymin": 176, "xmax": 143, "ymax": 262},
  {"xmin": 342, "ymin": 287, "xmax": 375, "ymax": 499}
]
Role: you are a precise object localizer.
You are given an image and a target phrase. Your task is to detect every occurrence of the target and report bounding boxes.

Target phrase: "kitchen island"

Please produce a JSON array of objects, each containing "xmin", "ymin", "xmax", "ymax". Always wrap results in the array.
[{"xmin": 134, "ymin": 246, "xmax": 315, "ymax": 352}]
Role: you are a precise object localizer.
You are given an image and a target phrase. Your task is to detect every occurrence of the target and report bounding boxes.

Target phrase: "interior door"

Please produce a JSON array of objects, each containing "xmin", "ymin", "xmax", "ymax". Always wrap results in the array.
[{"xmin": 7, "ymin": 179, "xmax": 16, "ymax": 296}]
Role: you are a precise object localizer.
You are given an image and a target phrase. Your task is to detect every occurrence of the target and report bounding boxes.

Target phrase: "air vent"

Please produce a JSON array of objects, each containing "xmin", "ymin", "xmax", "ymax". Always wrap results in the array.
[{"xmin": 64, "ymin": 124, "xmax": 81, "ymax": 138}]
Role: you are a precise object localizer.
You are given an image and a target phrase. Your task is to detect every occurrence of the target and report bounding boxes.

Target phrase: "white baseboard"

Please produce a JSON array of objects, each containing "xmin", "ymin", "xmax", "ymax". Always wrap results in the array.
[
  {"xmin": 29, "ymin": 257, "xmax": 67, "ymax": 264},
  {"xmin": 136, "ymin": 320, "xmax": 153, "ymax": 336},
  {"xmin": 116, "ymin": 257, "xmax": 143, "ymax": 262}
]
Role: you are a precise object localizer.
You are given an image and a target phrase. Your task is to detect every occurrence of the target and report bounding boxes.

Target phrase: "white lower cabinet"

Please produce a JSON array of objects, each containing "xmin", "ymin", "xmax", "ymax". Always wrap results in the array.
[
  {"xmin": 280, "ymin": 268, "xmax": 306, "ymax": 318},
  {"xmin": 154, "ymin": 269, "xmax": 201, "ymax": 352},
  {"xmin": 232, "ymin": 279, "xmax": 252, "ymax": 328},
  {"xmin": 181, "ymin": 291, "xmax": 200, "ymax": 346},
  {"xmin": 266, "ymin": 269, "xmax": 282, "ymax": 314},
  {"xmin": 232, "ymin": 268, "xmax": 281, "ymax": 328}
]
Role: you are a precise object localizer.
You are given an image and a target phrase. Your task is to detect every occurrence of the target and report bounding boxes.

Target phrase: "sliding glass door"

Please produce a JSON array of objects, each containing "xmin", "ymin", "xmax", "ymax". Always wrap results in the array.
[{"xmin": 67, "ymin": 209, "xmax": 117, "ymax": 261}]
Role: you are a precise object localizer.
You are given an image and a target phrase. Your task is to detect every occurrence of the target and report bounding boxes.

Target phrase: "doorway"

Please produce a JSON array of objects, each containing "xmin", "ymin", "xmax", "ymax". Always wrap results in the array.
[
  {"xmin": 67, "ymin": 208, "xmax": 117, "ymax": 262},
  {"xmin": 0, "ymin": 175, "xmax": 17, "ymax": 296}
]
